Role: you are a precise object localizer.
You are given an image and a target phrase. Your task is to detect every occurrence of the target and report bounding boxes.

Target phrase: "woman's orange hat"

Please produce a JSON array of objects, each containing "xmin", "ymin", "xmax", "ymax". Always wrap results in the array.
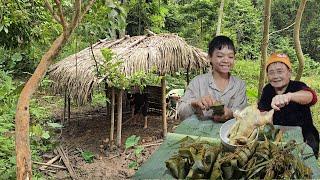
[{"xmin": 266, "ymin": 53, "xmax": 292, "ymax": 70}]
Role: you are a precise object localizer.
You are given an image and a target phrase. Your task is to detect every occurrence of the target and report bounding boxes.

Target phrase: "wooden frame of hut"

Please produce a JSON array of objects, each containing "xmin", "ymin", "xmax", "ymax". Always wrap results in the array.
[{"xmin": 48, "ymin": 32, "xmax": 208, "ymax": 146}]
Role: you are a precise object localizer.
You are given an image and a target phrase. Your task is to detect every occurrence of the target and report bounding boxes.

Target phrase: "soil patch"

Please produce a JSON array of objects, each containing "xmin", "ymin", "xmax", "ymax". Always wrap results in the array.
[{"xmin": 40, "ymin": 106, "xmax": 181, "ymax": 179}]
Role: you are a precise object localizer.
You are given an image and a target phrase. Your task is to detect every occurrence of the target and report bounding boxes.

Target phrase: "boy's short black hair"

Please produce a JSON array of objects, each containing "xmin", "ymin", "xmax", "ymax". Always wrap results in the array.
[{"xmin": 208, "ymin": 36, "xmax": 235, "ymax": 57}]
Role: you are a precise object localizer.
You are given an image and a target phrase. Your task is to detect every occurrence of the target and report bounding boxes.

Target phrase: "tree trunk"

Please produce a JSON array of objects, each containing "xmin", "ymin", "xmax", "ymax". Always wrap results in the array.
[
  {"xmin": 258, "ymin": 0, "xmax": 271, "ymax": 99},
  {"xmin": 15, "ymin": 1, "xmax": 95, "ymax": 179},
  {"xmin": 294, "ymin": 0, "xmax": 307, "ymax": 81},
  {"xmin": 216, "ymin": 0, "xmax": 224, "ymax": 36},
  {"xmin": 15, "ymin": 34, "xmax": 68, "ymax": 180}
]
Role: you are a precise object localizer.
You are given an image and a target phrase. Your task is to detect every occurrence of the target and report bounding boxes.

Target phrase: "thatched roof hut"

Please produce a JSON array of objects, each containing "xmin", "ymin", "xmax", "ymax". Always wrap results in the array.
[
  {"xmin": 48, "ymin": 33, "xmax": 208, "ymax": 105},
  {"xmin": 48, "ymin": 33, "xmax": 209, "ymax": 144}
]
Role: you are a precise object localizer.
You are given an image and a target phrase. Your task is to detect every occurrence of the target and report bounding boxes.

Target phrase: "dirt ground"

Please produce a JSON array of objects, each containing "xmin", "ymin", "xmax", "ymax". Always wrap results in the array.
[{"xmin": 40, "ymin": 106, "xmax": 182, "ymax": 179}]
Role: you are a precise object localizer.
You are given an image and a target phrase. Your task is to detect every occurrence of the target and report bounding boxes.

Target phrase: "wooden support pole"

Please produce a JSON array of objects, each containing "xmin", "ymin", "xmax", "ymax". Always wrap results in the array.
[
  {"xmin": 161, "ymin": 77, "xmax": 167, "ymax": 137},
  {"xmin": 186, "ymin": 60, "xmax": 190, "ymax": 85},
  {"xmin": 67, "ymin": 96, "xmax": 71, "ymax": 122},
  {"xmin": 104, "ymin": 82, "xmax": 109, "ymax": 116},
  {"xmin": 63, "ymin": 90, "xmax": 67, "ymax": 124},
  {"xmin": 116, "ymin": 89, "xmax": 123, "ymax": 146},
  {"xmin": 110, "ymin": 87, "xmax": 115, "ymax": 144},
  {"xmin": 175, "ymin": 101, "xmax": 179, "ymax": 120}
]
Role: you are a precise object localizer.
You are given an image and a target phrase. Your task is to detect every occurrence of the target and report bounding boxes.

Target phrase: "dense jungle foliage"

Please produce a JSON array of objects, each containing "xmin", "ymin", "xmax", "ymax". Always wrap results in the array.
[{"xmin": 1, "ymin": 0, "xmax": 320, "ymax": 178}]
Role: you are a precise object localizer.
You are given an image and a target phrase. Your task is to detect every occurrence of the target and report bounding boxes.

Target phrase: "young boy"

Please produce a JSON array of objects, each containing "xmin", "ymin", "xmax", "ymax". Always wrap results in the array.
[{"xmin": 178, "ymin": 36, "xmax": 247, "ymax": 122}]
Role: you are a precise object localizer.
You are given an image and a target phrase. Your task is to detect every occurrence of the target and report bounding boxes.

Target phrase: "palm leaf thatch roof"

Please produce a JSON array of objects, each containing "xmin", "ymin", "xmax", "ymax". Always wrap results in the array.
[{"xmin": 48, "ymin": 33, "xmax": 209, "ymax": 105}]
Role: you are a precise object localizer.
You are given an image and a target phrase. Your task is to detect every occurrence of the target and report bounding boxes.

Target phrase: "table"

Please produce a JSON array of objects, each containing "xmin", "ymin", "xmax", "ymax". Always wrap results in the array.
[{"xmin": 134, "ymin": 115, "xmax": 320, "ymax": 179}]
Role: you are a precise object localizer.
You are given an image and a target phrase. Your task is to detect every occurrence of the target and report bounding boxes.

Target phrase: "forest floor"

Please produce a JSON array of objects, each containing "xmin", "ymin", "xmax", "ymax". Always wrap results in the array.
[{"xmin": 39, "ymin": 105, "xmax": 182, "ymax": 179}]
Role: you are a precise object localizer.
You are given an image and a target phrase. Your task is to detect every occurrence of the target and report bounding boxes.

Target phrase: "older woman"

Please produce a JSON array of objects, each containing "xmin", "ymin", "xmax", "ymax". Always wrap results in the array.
[{"xmin": 258, "ymin": 52, "xmax": 319, "ymax": 158}]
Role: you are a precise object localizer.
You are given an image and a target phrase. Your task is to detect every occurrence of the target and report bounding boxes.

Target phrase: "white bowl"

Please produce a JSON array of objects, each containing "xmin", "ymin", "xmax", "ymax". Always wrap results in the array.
[{"xmin": 220, "ymin": 119, "xmax": 259, "ymax": 151}]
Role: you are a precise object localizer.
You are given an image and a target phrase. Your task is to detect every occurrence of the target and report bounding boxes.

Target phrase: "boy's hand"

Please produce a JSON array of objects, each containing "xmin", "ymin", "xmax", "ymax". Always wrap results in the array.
[
  {"xmin": 191, "ymin": 95, "xmax": 216, "ymax": 111},
  {"xmin": 212, "ymin": 107, "xmax": 232, "ymax": 122}
]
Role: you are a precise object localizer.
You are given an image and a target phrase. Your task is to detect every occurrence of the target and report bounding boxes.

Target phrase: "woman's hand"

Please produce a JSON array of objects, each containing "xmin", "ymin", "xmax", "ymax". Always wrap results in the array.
[{"xmin": 271, "ymin": 93, "xmax": 292, "ymax": 111}]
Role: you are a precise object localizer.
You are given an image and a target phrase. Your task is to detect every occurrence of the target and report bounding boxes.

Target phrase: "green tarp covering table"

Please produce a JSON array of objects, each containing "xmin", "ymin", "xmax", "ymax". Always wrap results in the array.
[{"xmin": 134, "ymin": 115, "xmax": 320, "ymax": 179}]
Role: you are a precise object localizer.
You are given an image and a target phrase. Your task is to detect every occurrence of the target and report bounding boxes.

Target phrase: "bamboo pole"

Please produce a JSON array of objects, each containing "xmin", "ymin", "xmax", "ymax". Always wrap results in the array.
[
  {"xmin": 67, "ymin": 96, "xmax": 71, "ymax": 122},
  {"xmin": 294, "ymin": 0, "xmax": 307, "ymax": 81},
  {"xmin": 63, "ymin": 90, "xmax": 67, "ymax": 124},
  {"xmin": 110, "ymin": 87, "xmax": 115, "ymax": 144},
  {"xmin": 186, "ymin": 60, "xmax": 190, "ymax": 85},
  {"xmin": 216, "ymin": 0, "xmax": 224, "ymax": 36},
  {"xmin": 104, "ymin": 83, "xmax": 109, "ymax": 116},
  {"xmin": 258, "ymin": 0, "xmax": 271, "ymax": 99},
  {"xmin": 116, "ymin": 89, "xmax": 123, "ymax": 146},
  {"xmin": 161, "ymin": 77, "xmax": 167, "ymax": 137}
]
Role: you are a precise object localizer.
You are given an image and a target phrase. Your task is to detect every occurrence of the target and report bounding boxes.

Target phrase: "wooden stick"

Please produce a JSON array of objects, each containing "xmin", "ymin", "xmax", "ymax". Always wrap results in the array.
[
  {"xmin": 54, "ymin": 111, "xmax": 133, "ymax": 122},
  {"xmin": 269, "ymin": 22, "xmax": 295, "ymax": 36},
  {"xmin": 127, "ymin": 36, "xmax": 147, "ymax": 49},
  {"xmin": 118, "ymin": 36, "xmax": 148, "ymax": 58},
  {"xmin": 33, "ymin": 161, "xmax": 66, "ymax": 169},
  {"xmin": 110, "ymin": 87, "xmax": 115, "ymax": 143},
  {"xmin": 57, "ymin": 146, "xmax": 77, "ymax": 179},
  {"xmin": 105, "ymin": 36, "xmax": 128, "ymax": 48},
  {"xmin": 67, "ymin": 96, "xmax": 71, "ymax": 122},
  {"xmin": 39, "ymin": 155, "xmax": 60, "ymax": 170},
  {"xmin": 63, "ymin": 90, "xmax": 67, "ymax": 124},
  {"xmin": 161, "ymin": 77, "xmax": 167, "ymax": 137},
  {"xmin": 43, "ymin": 169, "xmax": 56, "ymax": 173},
  {"xmin": 108, "ymin": 154, "xmax": 120, "ymax": 160},
  {"xmin": 142, "ymin": 142, "xmax": 162, "ymax": 148},
  {"xmin": 116, "ymin": 89, "xmax": 123, "ymax": 146}
]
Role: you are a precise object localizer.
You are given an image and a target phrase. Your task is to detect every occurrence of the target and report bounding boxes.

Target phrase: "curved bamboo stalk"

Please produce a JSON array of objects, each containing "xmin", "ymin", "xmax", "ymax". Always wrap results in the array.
[
  {"xmin": 258, "ymin": 0, "xmax": 271, "ymax": 99},
  {"xmin": 216, "ymin": 0, "xmax": 224, "ymax": 36},
  {"xmin": 294, "ymin": 0, "xmax": 307, "ymax": 81}
]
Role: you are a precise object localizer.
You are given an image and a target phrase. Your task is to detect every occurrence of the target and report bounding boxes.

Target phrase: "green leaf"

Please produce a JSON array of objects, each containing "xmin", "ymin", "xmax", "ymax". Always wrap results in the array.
[
  {"xmin": 128, "ymin": 161, "xmax": 138, "ymax": 169},
  {"xmin": 11, "ymin": 53, "xmax": 22, "ymax": 62},
  {"xmin": 9, "ymin": 156, "xmax": 16, "ymax": 164},
  {"xmin": 125, "ymin": 135, "xmax": 140, "ymax": 149},
  {"xmin": 47, "ymin": 122, "xmax": 63, "ymax": 128},
  {"xmin": 4, "ymin": 27, "xmax": 8, "ymax": 34},
  {"xmin": 42, "ymin": 131, "xmax": 50, "ymax": 139},
  {"xmin": 31, "ymin": 124, "xmax": 43, "ymax": 137},
  {"xmin": 134, "ymin": 146, "xmax": 144, "ymax": 157},
  {"xmin": 81, "ymin": 151, "xmax": 95, "ymax": 163}
]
